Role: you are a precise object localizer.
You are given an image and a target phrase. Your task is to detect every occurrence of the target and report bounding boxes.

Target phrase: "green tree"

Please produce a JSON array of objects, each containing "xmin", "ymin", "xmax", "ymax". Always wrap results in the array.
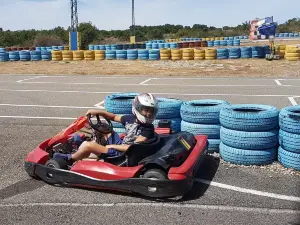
[{"xmin": 78, "ymin": 22, "xmax": 99, "ymax": 48}]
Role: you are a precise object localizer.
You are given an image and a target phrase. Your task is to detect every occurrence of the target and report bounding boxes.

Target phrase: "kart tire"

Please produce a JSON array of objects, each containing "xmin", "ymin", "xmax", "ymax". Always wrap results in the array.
[
  {"xmin": 45, "ymin": 158, "xmax": 68, "ymax": 169},
  {"xmin": 143, "ymin": 169, "xmax": 167, "ymax": 180}
]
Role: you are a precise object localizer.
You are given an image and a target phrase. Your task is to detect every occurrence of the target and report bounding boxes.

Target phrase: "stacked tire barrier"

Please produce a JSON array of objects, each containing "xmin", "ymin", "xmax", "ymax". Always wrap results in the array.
[
  {"xmin": 19, "ymin": 51, "xmax": 31, "ymax": 61},
  {"xmin": 219, "ymin": 104, "xmax": 279, "ymax": 165},
  {"xmin": 278, "ymin": 106, "xmax": 300, "ymax": 170},
  {"xmin": 205, "ymin": 48, "xmax": 216, "ymax": 60},
  {"xmin": 240, "ymin": 47, "xmax": 252, "ymax": 58},
  {"xmin": 217, "ymin": 48, "xmax": 229, "ymax": 59},
  {"xmin": 116, "ymin": 50, "xmax": 127, "ymax": 60},
  {"xmin": 149, "ymin": 49, "xmax": 160, "ymax": 60},
  {"xmin": 95, "ymin": 50, "xmax": 105, "ymax": 60},
  {"xmin": 30, "ymin": 51, "xmax": 42, "ymax": 61},
  {"xmin": 275, "ymin": 45, "xmax": 286, "ymax": 59},
  {"xmin": 52, "ymin": 51, "xmax": 62, "ymax": 61},
  {"xmin": 127, "ymin": 50, "xmax": 138, "ymax": 60},
  {"xmin": 194, "ymin": 48, "xmax": 205, "ymax": 60},
  {"xmin": 105, "ymin": 50, "xmax": 116, "ymax": 60},
  {"xmin": 180, "ymin": 100, "xmax": 230, "ymax": 152},
  {"xmin": 138, "ymin": 50, "xmax": 149, "ymax": 60},
  {"xmin": 0, "ymin": 52, "xmax": 9, "ymax": 61},
  {"xmin": 284, "ymin": 45, "xmax": 300, "ymax": 61},
  {"xmin": 233, "ymin": 39, "xmax": 241, "ymax": 46},
  {"xmin": 41, "ymin": 50, "xmax": 51, "ymax": 61},
  {"xmin": 228, "ymin": 48, "xmax": 241, "ymax": 59},
  {"xmin": 160, "ymin": 49, "xmax": 171, "ymax": 60},
  {"xmin": 84, "ymin": 50, "xmax": 95, "ymax": 60},
  {"xmin": 251, "ymin": 46, "xmax": 265, "ymax": 58},
  {"xmin": 171, "ymin": 49, "xmax": 182, "ymax": 60},
  {"xmin": 9, "ymin": 51, "xmax": 20, "ymax": 61},
  {"xmin": 154, "ymin": 98, "xmax": 183, "ymax": 133},
  {"xmin": 182, "ymin": 49, "xmax": 194, "ymax": 60},
  {"xmin": 73, "ymin": 50, "xmax": 84, "ymax": 61},
  {"xmin": 62, "ymin": 51, "xmax": 73, "ymax": 61}
]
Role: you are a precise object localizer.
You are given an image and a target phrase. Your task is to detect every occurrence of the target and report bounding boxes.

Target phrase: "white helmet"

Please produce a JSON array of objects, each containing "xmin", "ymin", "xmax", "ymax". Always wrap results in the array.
[{"xmin": 132, "ymin": 93, "xmax": 158, "ymax": 124}]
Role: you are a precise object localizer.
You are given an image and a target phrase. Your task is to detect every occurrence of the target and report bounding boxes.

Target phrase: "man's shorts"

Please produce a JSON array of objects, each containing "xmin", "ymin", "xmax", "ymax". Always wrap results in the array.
[{"xmin": 106, "ymin": 131, "xmax": 123, "ymax": 156}]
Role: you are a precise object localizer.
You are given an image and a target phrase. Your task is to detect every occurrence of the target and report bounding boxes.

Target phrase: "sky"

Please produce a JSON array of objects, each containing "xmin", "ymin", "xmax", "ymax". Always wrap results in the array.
[{"xmin": 0, "ymin": 0, "xmax": 299, "ymax": 31}]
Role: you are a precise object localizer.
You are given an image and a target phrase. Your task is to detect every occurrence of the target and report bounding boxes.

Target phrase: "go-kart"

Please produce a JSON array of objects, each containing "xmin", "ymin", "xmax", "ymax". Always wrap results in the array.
[{"xmin": 24, "ymin": 115, "xmax": 208, "ymax": 198}]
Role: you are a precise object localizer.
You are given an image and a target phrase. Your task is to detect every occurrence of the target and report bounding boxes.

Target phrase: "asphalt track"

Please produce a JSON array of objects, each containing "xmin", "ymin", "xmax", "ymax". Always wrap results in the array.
[{"xmin": 0, "ymin": 74, "xmax": 299, "ymax": 225}]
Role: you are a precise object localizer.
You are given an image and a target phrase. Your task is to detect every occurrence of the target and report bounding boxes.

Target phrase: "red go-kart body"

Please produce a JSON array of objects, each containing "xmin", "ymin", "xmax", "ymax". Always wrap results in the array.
[{"xmin": 24, "ymin": 116, "xmax": 208, "ymax": 198}]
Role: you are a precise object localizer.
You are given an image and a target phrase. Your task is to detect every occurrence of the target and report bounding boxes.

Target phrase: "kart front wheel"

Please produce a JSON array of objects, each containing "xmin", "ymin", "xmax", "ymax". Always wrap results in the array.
[
  {"xmin": 45, "ymin": 158, "xmax": 67, "ymax": 169},
  {"xmin": 143, "ymin": 169, "xmax": 167, "ymax": 180}
]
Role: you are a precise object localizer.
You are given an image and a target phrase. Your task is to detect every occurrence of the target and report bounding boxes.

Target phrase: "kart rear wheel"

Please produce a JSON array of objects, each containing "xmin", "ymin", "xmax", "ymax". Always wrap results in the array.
[
  {"xmin": 45, "ymin": 158, "xmax": 67, "ymax": 169},
  {"xmin": 143, "ymin": 169, "xmax": 167, "ymax": 180}
]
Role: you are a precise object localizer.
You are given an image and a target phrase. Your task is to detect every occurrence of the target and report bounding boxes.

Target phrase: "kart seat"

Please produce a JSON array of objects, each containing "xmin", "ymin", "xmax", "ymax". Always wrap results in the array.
[
  {"xmin": 101, "ymin": 133, "xmax": 163, "ymax": 167},
  {"xmin": 138, "ymin": 131, "xmax": 196, "ymax": 167}
]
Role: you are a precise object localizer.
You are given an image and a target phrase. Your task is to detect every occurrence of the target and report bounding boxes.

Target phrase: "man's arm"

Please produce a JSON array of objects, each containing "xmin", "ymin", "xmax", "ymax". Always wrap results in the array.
[{"xmin": 85, "ymin": 109, "xmax": 122, "ymax": 122}]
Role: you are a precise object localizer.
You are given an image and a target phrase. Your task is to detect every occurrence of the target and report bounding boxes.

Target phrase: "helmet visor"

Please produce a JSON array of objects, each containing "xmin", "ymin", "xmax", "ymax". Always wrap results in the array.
[{"xmin": 135, "ymin": 103, "xmax": 158, "ymax": 119}]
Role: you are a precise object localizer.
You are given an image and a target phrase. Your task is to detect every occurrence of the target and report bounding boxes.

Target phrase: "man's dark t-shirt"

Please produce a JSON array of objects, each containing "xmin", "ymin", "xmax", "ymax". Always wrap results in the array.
[{"xmin": 120, "ymin": 115, "xmax": 154, "ymax": 145}]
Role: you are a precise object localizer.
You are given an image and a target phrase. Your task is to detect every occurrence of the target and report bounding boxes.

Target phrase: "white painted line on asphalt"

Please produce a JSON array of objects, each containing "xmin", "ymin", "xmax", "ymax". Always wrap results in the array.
[
  {"xmin": 0, "ymin": 88, "xmax": 299, "ymax": 97},
  {"xmin": 139, "ymin": 78, "xmax": 152, "ymax": 85},
  {"xmin": 274, "ymin": 79, "xmax": 282, "ymax": 86},
  {"xmin": 0, "ymin": 104, "xmax": 99, "ymax": 109},
  {"xmin": 196, "ymin": 179, "xmax": 300, "ymax": 203},
  {"xmin": 14, "ymin": 81, "xmax": 293, "ymax": 87},
  {"xmin": 94, "ymin": 101, "xmax": 105, "ymax": 108},
  {"xmin": 16, "ymin": 76, "xmax": 48, "ymax": 83},
  {"xmin": 288, "ymin": 97, "xmax": 298, "ymax": 106},
  {"xmin": 0, "ymin": 202, "xmax": 299, "ymax": 214}
]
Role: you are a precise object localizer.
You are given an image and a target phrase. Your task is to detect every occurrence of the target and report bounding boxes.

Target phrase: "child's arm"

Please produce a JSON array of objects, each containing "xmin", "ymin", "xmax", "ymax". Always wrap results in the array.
[
  {"xmin": 85, "ymin": 109, "xmax": 122, "ymax": 122},
  {"xmin": 106, "ymin": 144, "xmax": 130, "ymax": 152}
]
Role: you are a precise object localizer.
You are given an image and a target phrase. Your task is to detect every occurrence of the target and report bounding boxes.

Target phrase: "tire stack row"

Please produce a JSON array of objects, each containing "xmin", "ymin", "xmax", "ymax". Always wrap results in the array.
[
  {"xmin": 180, "ymin": 100, "xmax": 230, "ymax": 152},
  {"xmin": 278, "ymin": 106, "xmax": 300, "ymax": 171},
  {"xmin": 219, "ymin": 104, "xmax": 279, "ymax": 165}
]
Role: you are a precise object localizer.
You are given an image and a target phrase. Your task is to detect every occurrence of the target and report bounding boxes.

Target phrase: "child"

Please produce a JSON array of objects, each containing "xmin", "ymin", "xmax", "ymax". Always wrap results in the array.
[{"xmin": 53, "ymin": 93, "xmax": 159, "ymax": 162}]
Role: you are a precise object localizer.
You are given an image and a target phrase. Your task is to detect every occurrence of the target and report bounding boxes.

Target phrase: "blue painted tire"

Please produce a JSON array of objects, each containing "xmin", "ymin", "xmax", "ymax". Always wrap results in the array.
[
  {"xmin": 207, "ymin": 139, "xmax": 221, "ymax": 152},
  {"xmin": 9, "ymin": 51, "xmax": 20, "ymax": 61},
  {"xmin": 180, "ymin": 99, "xmax": 230, "ymax": 124},
  {"xmin": 104, "ymin": 92, "xmax": 139, "ymax": 114},
  {"xmin": 279, "ymin": 105, "xmax": 300, "ymax": 134},
  {"xmin": 220, "ymin": 104, "xmax": 279, "ymax": 131},
  {"xmin": 278, "ymin": 147, "xmax": 300, "ymax": 170},
  {"xmin": 220, "ymin": 126, "xmax": 278, "ymax": 150},
  {"xmin": 156, "ymin": 98, "xmax": 183, "ymax": 119},
  {"xmin": 181, "ymin": 121, "xmax": 220, "ymax": 139},
  {"xmin": 220, "ymin": 142, "xmax": 276, "ymax": 165},
  {"xmin": 279, "ymin": 129, "xmax": 300, "ymax": 153},
  {"xmin": 0, "ymin": 52, "xmax": 8, "ymax": 61}
]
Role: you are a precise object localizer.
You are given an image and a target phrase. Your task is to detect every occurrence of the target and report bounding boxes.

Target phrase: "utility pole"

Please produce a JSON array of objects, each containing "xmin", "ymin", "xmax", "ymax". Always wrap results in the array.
[
  {"xmin": 132, "ymin": 0, "xmax": 135, "ymax": 36},
  {"xmin": 70, "ymin": 0, "xmax": 78, "ymax": 31}
]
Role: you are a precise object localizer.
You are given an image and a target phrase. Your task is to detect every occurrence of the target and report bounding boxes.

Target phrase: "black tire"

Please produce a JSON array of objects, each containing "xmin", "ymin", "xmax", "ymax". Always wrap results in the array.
[
  {"xmin": 45, "ymin": 158, "xmax": 68, "ymax": 169},
  {"xmin": 143, "ymin": 169, "xmax": 167, "ymax": 180}
]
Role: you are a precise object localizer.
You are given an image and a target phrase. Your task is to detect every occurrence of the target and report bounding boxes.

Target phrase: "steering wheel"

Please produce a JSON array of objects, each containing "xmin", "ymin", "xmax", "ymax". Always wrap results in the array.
[{"xmin": 87, "ymin": 114, "xmax": 113, "ymax": 134}]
